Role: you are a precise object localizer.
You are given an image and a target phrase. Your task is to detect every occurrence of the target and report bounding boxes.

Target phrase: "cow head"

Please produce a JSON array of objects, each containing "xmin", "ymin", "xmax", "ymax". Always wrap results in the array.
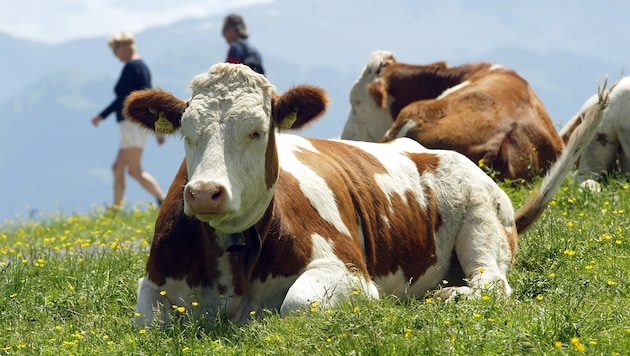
[
  {"xmin": 341, "ymin": 50, "xmax": 397, "ymax": 142},
  {"xmin": 125, "ymin": 63, "xmax": 328, "ymax": 233}
]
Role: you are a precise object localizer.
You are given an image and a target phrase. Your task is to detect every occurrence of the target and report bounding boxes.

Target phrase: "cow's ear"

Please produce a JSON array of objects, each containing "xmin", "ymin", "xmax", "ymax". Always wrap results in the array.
[
  {"xmin": 124, "ymin": 89, "xmax": 187, "ymax": 134},
  {"xmin": 367, "ymin": 82, "xmax": 388, "ymax": 108},
  {"xmin": 271, "ymin": 85, "xmax": 329, "ymax": 130}
]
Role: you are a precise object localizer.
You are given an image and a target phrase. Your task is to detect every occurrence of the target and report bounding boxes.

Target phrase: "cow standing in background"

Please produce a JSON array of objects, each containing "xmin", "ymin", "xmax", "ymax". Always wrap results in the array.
[
  {"xmin": 342, "ymin": 50, "xmax": 565, "ymax": 182},
  {"xmin": 559, "ymin": 76, "xmax": 630, "ymax": 192},
  {"xmin": 124, "ymin": 63, "xmax": 610, "ymax": 328}
]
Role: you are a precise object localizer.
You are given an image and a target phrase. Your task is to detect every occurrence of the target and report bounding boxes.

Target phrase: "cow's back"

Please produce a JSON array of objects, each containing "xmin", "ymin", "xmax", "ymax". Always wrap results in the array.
[
  {"xmin": 273, "ymin": 135, "xmax": 514, "ymax": 297},
  {"xmin": 387, "ymin": 68, "xmax": 564, "ymax": 180}
]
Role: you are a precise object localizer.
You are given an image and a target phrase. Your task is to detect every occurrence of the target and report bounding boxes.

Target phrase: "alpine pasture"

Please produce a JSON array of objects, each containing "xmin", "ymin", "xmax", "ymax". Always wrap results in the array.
[{"xmin": 1, "ymin": 177, "xmax": 629, "ymax": 354}]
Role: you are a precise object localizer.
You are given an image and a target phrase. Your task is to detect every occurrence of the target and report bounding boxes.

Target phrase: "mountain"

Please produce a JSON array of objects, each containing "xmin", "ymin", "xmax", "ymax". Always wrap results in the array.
[{"xmin": 1, "ymin": 0, "xmax": 629, "ymax": 221}]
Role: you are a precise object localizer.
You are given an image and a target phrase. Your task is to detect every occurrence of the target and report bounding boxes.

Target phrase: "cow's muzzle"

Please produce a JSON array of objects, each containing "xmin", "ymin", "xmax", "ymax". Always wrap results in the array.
[{"xmin": 184, "ymin": 181, "xmax": 227, "ymax": 215}]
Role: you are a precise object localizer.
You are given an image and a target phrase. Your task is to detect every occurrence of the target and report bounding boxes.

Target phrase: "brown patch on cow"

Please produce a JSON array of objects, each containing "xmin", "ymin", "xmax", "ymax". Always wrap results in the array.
[
  {"xmin": 406, "ymin": 152, "xmax": 441, "ymax": 175},
  {"xmin": 596, "ymin": 133, "xmax": 610, "ymax": 146},
  {"xmin": 265, "ymin": 128, "xmax": 279, "ymax": 189},
  {"xmin": 367, "ymin": 81, "xmax": 390, "ymax": 109},
  {"xmin": 374, "ymin": 61, "xmax": 563, "ymax": 181},
  {"xmin": 505, "ymin": 223, "xmax": 518, "ymax": 262},
  {"xmin": 251, "ymin": 175, "xmax": 324, "ymax": 281},
  {"xmin": 297, "ymin": 140, "xmax": 440, "ymax": 282},
  {"xmin": 380, "ymin": 62, "xmax": 490, "ymax": 118},
  {"xmin": 376, "ymin": 188, "xmax": 440, "ymax": 281},
  {"xmin": 124, "ymin": 89, "xmax": 188, "ymax": 133},
  {"xmin": 229, "ymin": 203, "xmax": 274, "ymax": 295},
  {"xmin": 271, "ymin": 85, "xmax": 329, "ymax": 130},
  {"xmin": 146, "ymin": 159, "xmax": 223, "ymax": 288},
  {"xmin": 560, "ymin": 113, "xmax": 585, "ymax": 144}
]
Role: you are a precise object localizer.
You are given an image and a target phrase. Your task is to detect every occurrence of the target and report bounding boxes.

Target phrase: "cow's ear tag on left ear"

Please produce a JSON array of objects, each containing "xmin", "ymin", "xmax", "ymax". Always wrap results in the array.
[
  {"xmin": 155, "ymin": 112, "xmax": 174, "ymax": 134},
  {"xmin": 279, "ymin": 110, "xmax": 298, "ymax": 129}
]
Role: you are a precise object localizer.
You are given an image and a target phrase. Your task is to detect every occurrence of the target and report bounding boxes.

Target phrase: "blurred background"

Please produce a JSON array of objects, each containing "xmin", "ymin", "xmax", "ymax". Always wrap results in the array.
[{"xmin": 1, "ymin": 0, "xmax": 628, "ymax": 221}]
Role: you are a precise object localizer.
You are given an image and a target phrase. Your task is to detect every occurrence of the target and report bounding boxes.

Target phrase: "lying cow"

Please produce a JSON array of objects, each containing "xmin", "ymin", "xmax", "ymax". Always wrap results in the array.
[
  {"xmin": 559, "ymin": 76, "xmax": 630, "ymax": 192},
  {"xmin": 342, "ymin": 50, "xmax": 565, "ymax": 182},
  {"xmin": 124, "ymin": 63, "xmax": 609, "ymax": 328}
]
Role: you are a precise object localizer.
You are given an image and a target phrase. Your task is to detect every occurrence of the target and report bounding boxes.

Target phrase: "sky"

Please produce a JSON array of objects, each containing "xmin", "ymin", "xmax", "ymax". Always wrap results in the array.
[
  {"xmin": 2, "ymin": 0, "xmax": 630, "ymax": 221},
  {"xmin": 0, "ymin": 0, "xmax": 272, "ymax": 44}
]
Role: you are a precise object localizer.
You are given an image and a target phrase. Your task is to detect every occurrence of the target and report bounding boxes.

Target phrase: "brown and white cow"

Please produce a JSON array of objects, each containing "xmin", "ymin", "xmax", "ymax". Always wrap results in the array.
[
  {"xmin": 342, "ymin": 50, "xmax": 565, "ymax": 181},
  {"xmin": 124, "ymin": 63, "xmax": 609, "ymax": 328},
  {"xmin": 559, "ymin": 76, "xmax": 629, "ymax": 192}
]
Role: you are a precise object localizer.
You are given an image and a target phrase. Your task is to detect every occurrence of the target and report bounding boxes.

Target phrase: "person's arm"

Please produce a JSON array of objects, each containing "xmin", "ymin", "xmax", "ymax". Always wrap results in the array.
[
  {"xmin": 97, "ymin": 65, "xmax": 130, "ymax": 120},
  {"xmin": 98, "ymin": 100, "xmax": 118, "ymax": 120},
  {"xmin": 91, "ymin": 114, "xmax": 103, "ymax": 127}
]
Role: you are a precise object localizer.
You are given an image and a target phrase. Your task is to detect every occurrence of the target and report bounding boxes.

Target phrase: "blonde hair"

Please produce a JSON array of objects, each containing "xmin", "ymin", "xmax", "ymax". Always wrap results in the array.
[{"xmin": 107, "ymin": 32, "xmax": 136, "ymax": 50}]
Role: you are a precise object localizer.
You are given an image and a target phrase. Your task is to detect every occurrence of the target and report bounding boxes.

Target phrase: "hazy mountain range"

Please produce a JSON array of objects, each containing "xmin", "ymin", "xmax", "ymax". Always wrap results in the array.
[{"xmin": 1, "ymin": 0, "xmax": 628, "ymax": 221}]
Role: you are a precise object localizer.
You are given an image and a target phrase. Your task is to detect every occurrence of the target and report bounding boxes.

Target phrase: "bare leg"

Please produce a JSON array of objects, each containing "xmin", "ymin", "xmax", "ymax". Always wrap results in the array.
[
  {"xmin": 112, "ymin": 149, "xmax": 127, "ymax": 207},
  {"xmin": 124, "ymin": 147, "xmax": 166, "ymax": 202}
]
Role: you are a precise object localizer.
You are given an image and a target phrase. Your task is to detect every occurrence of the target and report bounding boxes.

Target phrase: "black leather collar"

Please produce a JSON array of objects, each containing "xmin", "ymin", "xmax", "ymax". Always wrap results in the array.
[{"xmin": 225, "ymin": 226, "xmax": 262, "ymax": 272}]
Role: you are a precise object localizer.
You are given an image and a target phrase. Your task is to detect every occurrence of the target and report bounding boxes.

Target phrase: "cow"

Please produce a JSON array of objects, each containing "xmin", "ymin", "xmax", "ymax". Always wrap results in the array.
[
  {"xmin": 341, "ymin": 50, "xmax": 565, "ymax": 182},
  {"xmin": 124, "ymin": 63, "xmax": 609, "ymax": 328},
  {"xmin": 559, "ymin": 76, "xmax": 630, "ymax": 192}
]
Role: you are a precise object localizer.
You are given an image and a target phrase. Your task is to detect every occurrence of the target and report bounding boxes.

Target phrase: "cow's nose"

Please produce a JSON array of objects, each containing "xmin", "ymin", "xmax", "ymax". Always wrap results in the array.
[{"xmin": 185, "ymin": 182, "xmax": 226, "ymax": 213}]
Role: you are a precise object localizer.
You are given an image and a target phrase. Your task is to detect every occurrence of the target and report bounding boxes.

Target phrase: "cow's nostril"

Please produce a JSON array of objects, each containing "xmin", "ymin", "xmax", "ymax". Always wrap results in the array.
[{"xmin": 185, "ymin": 182, "xmax": 227, "ymax": 213}]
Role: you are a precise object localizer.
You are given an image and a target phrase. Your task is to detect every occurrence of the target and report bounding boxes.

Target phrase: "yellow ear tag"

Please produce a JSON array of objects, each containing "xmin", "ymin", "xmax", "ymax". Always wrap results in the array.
[
  {"xmin": 279, "ymin": 110, "xmax": 298, "ymax": 129},
  {"xmin": 155, "ymin": 112, "xmax": 174, "ymax": 134}
]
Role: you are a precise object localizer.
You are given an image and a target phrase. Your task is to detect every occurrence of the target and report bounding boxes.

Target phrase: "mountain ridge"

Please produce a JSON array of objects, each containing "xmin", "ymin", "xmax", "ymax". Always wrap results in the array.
[{"xmin": 1, "ymin": 0, "xmax": 628, "ymax": 221}]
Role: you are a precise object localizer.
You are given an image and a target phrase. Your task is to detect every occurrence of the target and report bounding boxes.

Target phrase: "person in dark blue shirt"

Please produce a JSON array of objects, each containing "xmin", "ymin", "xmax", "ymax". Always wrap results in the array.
[
  {"xmin": 222, "ymin": 14, "xmax": 265, "ymax": 75},
  {"xmin": 90, "ymin": 32, "xmax": 166, "ymax": 209}
]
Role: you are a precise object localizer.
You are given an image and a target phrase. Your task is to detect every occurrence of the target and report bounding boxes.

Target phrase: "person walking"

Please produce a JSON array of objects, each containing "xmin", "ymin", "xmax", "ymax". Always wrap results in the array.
[
  {"xmin": 90, "ymin": 32, "xmax": 166, "ymax": 209},
  {"xmin": 222, "ymin": 14, "xmax": 265, "ymax": 75}
]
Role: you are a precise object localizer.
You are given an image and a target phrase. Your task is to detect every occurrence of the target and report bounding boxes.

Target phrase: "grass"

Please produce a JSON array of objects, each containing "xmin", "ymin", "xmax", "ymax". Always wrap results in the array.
[{"xmin": 1, "ymin": 178, "xmax": 629, "ymax": 355}]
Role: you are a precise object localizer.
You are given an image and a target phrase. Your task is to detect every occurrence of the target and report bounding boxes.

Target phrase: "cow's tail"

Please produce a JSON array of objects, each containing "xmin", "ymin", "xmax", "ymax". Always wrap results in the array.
[
  {"xmin": 515, "ymin": 78, "xmax": 613, "ymax": 233},
  {"xmin": 557, "ymin": 108, "xmax": 586, "ymax": 144}
]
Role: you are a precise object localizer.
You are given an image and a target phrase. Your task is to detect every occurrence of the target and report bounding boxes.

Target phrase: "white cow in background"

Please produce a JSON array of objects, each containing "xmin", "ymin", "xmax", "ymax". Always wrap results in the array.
[{"xmin": 560, "ymin": 76, "xmax": 629, "ymax": 191}]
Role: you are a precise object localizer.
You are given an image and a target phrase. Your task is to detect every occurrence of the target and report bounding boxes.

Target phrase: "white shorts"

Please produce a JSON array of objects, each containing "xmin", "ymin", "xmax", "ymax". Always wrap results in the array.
[{"xmin": 119, "ymin": 120, "xmax": 148, "ymax": 149}]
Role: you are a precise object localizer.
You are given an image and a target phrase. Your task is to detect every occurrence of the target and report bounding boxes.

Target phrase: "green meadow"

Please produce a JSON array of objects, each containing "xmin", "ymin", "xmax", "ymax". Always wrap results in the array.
[{"xmin": 1, "ymin": 177, "xmax": 629, "ymax": 355}]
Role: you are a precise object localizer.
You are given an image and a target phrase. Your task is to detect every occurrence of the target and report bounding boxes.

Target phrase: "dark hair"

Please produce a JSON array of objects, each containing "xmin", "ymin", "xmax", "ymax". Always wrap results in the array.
[{"xmin": 223, "ymin": 14, "xmax": 249, "ymax": 39}]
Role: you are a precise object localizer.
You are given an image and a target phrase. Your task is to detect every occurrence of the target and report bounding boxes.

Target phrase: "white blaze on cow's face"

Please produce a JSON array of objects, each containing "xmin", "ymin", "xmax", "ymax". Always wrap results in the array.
[
  {"xmin": 341, "ymin": 50, "xmax": 397, "ymax": 142},
  {"xmin": 179, "ymin": 64, "xmax": 277, "ymax": 234}
]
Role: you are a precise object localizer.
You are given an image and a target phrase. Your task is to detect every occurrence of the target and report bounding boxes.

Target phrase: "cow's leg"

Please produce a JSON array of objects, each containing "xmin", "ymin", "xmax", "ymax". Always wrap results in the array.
[
  {"xmin": 280, "ymin": 259, "xmax": 379, "ymax": 315},
  {"xmin": 135, "ymin": 276, "xmax": 210, "ymax": 328},
  {"xmin": 617, "ymin": 125, "xmax": 630, "ymax": 174},
  {"xmin": 134, "ymin": 277, "xmax": 170, "ymax": 328},
  {"xmin": 576, "ymin": 125, "xmax": 619, "ymax": 192},
  {"xmin": 436, "ymin": 204, "xmax": 515, "ymax": 301}
]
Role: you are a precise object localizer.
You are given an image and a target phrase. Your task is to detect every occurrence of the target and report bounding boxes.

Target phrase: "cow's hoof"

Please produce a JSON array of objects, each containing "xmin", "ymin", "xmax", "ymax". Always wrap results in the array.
[{"xmin": 579, "ymin": 179, "xmax": 602, "ymax": 193}]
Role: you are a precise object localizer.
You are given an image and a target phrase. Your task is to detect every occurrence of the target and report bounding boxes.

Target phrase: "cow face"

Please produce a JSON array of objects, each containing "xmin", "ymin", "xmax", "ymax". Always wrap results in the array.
[
  {"xmin": 341, "ymin": 50, "xmax": 397, "ymax": 141},
  {"xmin": 125, "ymin": 63, "xmax": 328, "ymax": 233},
  {"xmin": 178, "ymin": 65, "xmax": 277, "ymax": 233}
]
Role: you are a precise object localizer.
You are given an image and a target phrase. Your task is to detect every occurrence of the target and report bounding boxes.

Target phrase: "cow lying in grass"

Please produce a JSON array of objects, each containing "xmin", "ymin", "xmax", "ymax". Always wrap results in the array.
[
  {"xmin": 124, "ymin": 63, "xmax": 610, "ymax": 328},
  {"xmin": 559, "ymin": 76, "xmax": 630, "ymax": 192},
  {"xmin": 342, "ymin": 50, "xmax": 565, "ymax": 182}
]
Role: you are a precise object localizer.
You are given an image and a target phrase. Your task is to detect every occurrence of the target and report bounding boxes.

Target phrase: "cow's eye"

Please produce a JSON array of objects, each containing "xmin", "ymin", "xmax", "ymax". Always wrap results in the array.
[
  {"xmin": 185, "ymin": 137, "xmax": 194, "ymax": 146},
  {"xmin": 249, "ymin": 131, "xmax": 261, "ymax": 140}
]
